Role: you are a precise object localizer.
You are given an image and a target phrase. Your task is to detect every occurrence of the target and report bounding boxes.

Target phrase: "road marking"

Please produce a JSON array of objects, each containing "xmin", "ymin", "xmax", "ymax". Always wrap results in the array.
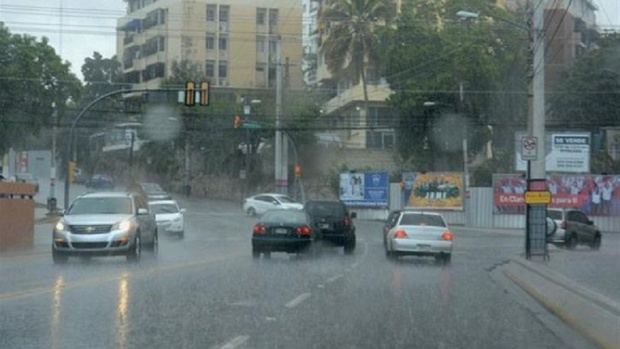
[
  {"xmin": 219, "ymin": 335, "xmax": 250, "ymax": 349},
  {"xmin": 317, "ymin": 284, "xmax": 325, "ymax": 289},
  {"xmin": 285, "ymin": 292, "xmax": 311, "ymax": 308},
  {"xmin": 326, "ymin": 274, "xmax": 343, "ymax": 284},
  {"xmin": 351, "ymin": 262, "xmax": 359, "ymax": 268}
]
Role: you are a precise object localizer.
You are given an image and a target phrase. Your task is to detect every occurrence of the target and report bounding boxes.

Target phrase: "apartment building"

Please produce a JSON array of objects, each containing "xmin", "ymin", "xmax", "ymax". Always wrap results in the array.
[
  {"xmin": 302, "ymin": 0, "xmax": 320, "ymax": 86},
  {"xmin": 116, "ymin": 0, "xmax": 303, "ymax": 91}
]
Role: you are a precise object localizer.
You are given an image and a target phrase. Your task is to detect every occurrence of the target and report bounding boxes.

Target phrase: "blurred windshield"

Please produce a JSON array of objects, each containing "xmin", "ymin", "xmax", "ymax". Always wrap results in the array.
[
  {"xmin": 276, "ymin": 196, "xmax": 296, "ymax": 203},
  {"xmin": 547, "ymin": 210, "xmax": 563, "ymax": 220},
  {"xmin": 305, "ymin": 201, "xmax": 345, "ymax": 217},
  {"xmin": 141, "ymin": 183, "xmax": 164, "ymax": 193},
  {"xmin": 399, "ymin": 214, "xmax": 446, "ymax": 227},
  {"xmin": 68, "ymin": 197, "xmax": 133, "ymax": 215},
  {"xmin": 149, "ymin": 203, "xmax": 179, "ymax": 214},
  {"xmin": 261, "ymin": 210, "xmax": 307, "ymax": 225}
]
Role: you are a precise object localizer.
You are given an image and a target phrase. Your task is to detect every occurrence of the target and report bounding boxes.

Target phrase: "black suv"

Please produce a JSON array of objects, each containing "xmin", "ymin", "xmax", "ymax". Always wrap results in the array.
[{"xmin": 305, "ymin": 200, "xmax": 356, "ymax": 254}]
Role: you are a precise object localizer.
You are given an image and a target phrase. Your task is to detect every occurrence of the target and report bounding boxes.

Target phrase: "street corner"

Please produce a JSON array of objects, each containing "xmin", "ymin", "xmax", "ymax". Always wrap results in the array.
[{"xmin": 501, "ymin": 257, "xmax": 620, "ymax": 349}]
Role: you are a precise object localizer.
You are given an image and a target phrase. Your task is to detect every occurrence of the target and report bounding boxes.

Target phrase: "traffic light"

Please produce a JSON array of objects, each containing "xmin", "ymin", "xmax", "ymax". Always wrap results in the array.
[
  {"xmin": 233, "ymin": 115, "xmax": 242, "ymax": 129},
  {"xmin": 68, "ymin": 161, "xmax": 77, "ymax": 183},
  {"xmin": 184, "ymin": 80, "xmax": 196, "ymax": 106},
  {"xmin": 294, "ymin": 164, "xmax": 302, "ymax": 177},
  {"xmin": 199, "ymin": 81, "xmax": 210, "ymax": 106}
]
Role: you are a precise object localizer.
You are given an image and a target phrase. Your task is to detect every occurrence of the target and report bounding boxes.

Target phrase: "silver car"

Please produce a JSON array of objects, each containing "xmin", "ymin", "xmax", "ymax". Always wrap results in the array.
[
  {"xmin": 384, "ymin": 211, "xmax": 453, "ymax": 263},
  {"xmin": 52, "ymin": 192, "xmax": 158, "ymax": 263},
  {"xmin": 547, "ymin": 208, "xmax": 602, "ymax": 250}
]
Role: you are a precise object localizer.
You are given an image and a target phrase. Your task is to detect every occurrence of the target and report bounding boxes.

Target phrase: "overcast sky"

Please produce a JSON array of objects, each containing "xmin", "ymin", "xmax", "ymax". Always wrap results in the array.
[{"xmin": 0, "ymin": 0, "xmax": 618, "ymax": 81}]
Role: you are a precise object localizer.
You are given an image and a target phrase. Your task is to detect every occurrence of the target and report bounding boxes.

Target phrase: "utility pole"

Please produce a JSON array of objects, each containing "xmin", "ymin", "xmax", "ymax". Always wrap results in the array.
[
  {"xmin": 530, "ymin": 0, "xmax": 546, "ymax": 180},
  {"xmin": 48, "ymin": 103, "xmax": 58, "ymax": 212},
  {"xmin": 274, "ymin": 36, "xmax": 287, "ymax": 194}
]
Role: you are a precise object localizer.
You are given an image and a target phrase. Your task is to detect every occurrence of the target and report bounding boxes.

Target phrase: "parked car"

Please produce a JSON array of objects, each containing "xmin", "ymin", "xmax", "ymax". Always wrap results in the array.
[
  {"xmin": 149, "ymin": 200, "xmax": 185, "ymax": 238},
  {"xmin": 73, "ymin": 169, "xmax": 88, "ymax": 184},
  {"xmin": 86, "ymin": 174, "xmax": 114, "ymax": 189},
  {"xmin": 305, "ymin": 200, "xmax": 356, "ymax": 254},
  {"xmin": 251, "ymin": 209, "xmax": 316, "ymax": 258},
  {"xmin": 242, "ymin": 193, "xmax": 303, "ymax": 216},
  {"xmin": 547, "ymin": 208, "xmax": 601, "ymax": 250},
  {"xmin": 15, "ymin": 173, "xmax": 39, "ymax": 193},
  {"xmin": 384, "ymin": 211, "xmax": 453, "ymax": 264},
  {"xmin": 139, "ymin": 182, "xmax": 171, "ymax": 201},
  {"xmin": 52, "ymin": 192, "xmax": 158, "ymax": 263}
]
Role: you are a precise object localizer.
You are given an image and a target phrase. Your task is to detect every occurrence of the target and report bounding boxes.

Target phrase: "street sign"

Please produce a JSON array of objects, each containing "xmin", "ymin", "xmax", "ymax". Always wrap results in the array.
[
  {"xmin": 524, "ymin": 191, "xmax": 552, "ymax": 204},
  {"xmin": 521, "ymin": 136, "xmax": 538, "ymax": 161}
]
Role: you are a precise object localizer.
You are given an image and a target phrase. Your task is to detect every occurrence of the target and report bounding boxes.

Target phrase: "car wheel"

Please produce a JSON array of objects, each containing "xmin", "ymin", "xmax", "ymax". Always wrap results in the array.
[
  {"xmin": 178, "ymin": 230, "xmax": 185, "ymax": 239},
  {"xmin": 52, "ymin": 249, "xmax": 68, "ymax": 264},
  {"xmin": 591, "ymin": 234, "xmax": 601, "ymax": 250},
  {"xmin": 566, "ymin": 234, "xmax": 578, "ymax": 250},
  {"xmin": 247, "ymin": 207, "xmax": 256, "ymax": 217},
  {"xmin": 263, "ymin": 251, "xmax": 271, "ymax": 259},
  {"xmin": 146, "ymin": 231, "xmax": 159, "ymax": 256},
  {"xmin": 127, "ymin": 235, "xmax": 142, "ymax": 262},
  {"xmin": 252, "ymin": 248, "xmax": 260, "ymax": 259},
  {"xmin": 436, "ymin": 253, "xmax": 451, "ymax": 265},
  {"xmin": 344, "ymin": 237, "xmax": 356, "ymax": 255}
]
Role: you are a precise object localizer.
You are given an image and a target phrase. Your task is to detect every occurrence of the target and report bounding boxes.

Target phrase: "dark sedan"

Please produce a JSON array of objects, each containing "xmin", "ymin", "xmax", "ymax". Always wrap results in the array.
[
  {"xmin": 251, "ymin": 210, "xmax": 315, "ymax": 259},
  {"xmin": 86, "ymin": 174, "xmax": 114, "ymax": 189}
]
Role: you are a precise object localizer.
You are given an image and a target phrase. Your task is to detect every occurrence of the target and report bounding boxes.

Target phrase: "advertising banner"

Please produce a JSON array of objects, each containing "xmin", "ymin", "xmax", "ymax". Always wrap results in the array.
[
  {"xmin": 339, "ymin": 171, "xmax": 388, "ymax": 207},
  {"xmin": 404, "ymin": 172, "xmax": 464, "ymax": 210},
  {"xmin": 493, "ymin": 174, "xmax": 620, "ymax": 216},
  {"xmin": 515, "ymin": 132, "xmax": 591, "ymax": 173}
]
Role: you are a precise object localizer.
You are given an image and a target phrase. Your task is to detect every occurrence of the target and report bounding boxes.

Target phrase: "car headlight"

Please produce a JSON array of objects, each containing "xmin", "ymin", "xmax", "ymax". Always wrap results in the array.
[
  {"xmin": 173, "ymin": 216, "xmax": 182, "ymax": 223},
  {"xmin": 55, "ymin": 220, "xmax": 67, "ymax": 232},
  {"xmin": 113, "ymin": 220, "xmax": 133, "ymax": 232}
]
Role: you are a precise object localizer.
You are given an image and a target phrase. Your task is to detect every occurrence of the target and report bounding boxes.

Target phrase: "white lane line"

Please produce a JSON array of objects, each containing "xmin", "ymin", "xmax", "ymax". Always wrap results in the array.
[
  {"xmin": 220, "ymin": 335, "xmax": 250, "ymax": 349},
  {"xmin": 326, "ymin": 274, "xmax": 343, "ymax": 284},
  {"xmin": 317, "ymin": 284, "xmax": 325, "ymax": 289},
  {"xmin": 285, "ymin": 292, "xmax": 311, "ymax": 308},
  {"xmin": 351, "ymin": 262, "xmax": 360, "ymax": 268}
]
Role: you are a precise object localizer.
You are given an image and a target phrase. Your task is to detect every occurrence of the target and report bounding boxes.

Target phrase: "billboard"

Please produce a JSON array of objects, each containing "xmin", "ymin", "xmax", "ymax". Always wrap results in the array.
[
  {"xmin": 404, "ymin": 172, "xmax": 464, "ymax": 210},
  {"xmin": 493, "ymin": 174, "xmax": 620, "ymax": 216},
  {"xmin": 515, "ymin": 132, "xmax": 590, "ymax": 173},
  {"xmin": 339, "ymin": 171, "xmax": 388, "ymax": 207}
]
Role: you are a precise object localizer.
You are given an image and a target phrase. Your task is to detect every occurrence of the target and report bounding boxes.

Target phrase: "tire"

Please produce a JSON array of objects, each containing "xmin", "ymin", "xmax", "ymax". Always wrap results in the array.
[
  {"xmin": 178, "ymin": 230, "xmax": 185, "ymax": 239},
  {"xmin": 385, "ymin": 245, "xmax": 397, "ymax": 260},
  {"xmin": 52, "ymin": 249, "xmax": 68, "ymax": 264},
  {"xmin": 252, "ymin": 248, "xmax": 260, "ymax": 259},
  {"xmin": 344, "ymin": 237, "xmax": 356, "ymax": 255},
  {"xmin": 127, "ymin": 235, "xmax": 142, "ymax": 262},
  {"xmin": 566, "ymin": 234, "xmax": 578, "ymax": 250},
  {"xmin": 263, "ymin": 251, "xmax": 271, "ymax": 259},
  {"xmin": 591, "ymin": 234, "xmax": 601, "ymax": 250},
  {"xmin": 247, "ymin": 207, "xmax": 256, "ymax": 217},
  {"xmin": 436, "ymin": 253, "xmax": 451, "ymax": 265},
  {"xmin": 146, "ymin": 231, "xmax": 159, "ymax": 256}
]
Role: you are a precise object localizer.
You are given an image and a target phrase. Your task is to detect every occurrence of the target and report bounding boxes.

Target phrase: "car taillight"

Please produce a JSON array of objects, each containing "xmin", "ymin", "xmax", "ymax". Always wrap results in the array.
[
  {"xmin": 394, "ymin": 230, "xmax": 407, "ymax": 239},
  {"xmin": 253, "ymin": 224, "xmax": 266, "ymax": 235},
  {"xmin": 342, "ymin": 217, "xmax": 351, "ymax": 226},
  {"xmin": 296, "ymin": 225, "xmax": 312, "ymax": 237},
  {"xmin": 560, "ymin": 220, "xmax": 567, "ymax": 229},
  {"xmin": 441, "ymin": 231, "xmax": 454, "ymax": 241}
]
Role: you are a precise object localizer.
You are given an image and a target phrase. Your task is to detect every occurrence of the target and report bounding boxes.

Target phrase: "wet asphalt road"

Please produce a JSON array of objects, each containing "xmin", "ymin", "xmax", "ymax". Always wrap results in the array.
[{"xmin": 0, "ymin": 197, "xmax": 594, "ymax": 349}]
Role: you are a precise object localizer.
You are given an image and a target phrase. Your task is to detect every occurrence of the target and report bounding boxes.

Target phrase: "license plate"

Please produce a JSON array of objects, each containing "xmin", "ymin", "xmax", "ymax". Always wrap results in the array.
[
  {"xmin": 320, "ymin": 223, "xmax": 330, "ymax": 230},
  {"xmin": 417, "ymin": 244, "xmax": 431, "ymax": 250},
  {"xmin": 275, "ymin": 228, "xmax": 288, "ymax": 235}
]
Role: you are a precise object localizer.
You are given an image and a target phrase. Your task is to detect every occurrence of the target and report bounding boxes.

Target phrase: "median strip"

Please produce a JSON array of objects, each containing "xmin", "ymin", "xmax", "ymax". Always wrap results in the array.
[{"xmin": 285, "ymin": 292, "xmax": 311, "ymax": 309}]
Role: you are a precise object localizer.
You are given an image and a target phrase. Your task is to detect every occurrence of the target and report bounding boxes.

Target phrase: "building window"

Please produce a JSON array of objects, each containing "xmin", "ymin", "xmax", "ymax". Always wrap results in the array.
[
  {"xmin": 219, "ymin": 36, "xmax": 228, "ymax": 51},
  {"xmin": 206, "ymin": 34, "xmax": 215, "ymax": 49},
  {"xmin": 269, "ymin": 9, "xmax": 279, "ymax": 26},
  {"xmin": 206, "ymin": 4, "xmax": 216, "ymax": 21},
  {"xmin": 219, "ymin": 5, "xmax": 229, "ymax": 22},
  {"xmin": 218, "ymin": 61, "xmax": 228, "ymax": 78},
  {"xmin": 142, "ymin": 36, "xmax": 165, "ymax": 57},
  {"xmin": 142, "ymin": 62, "xmax": 165, "ymax": 81},
  {"xmin": 257, "ymin": 8, "xmax": 266, "ymax": 25},
  {"xmin": 205, "ymin": 60, "xmax": 215, "ymax": 77},
  {"xmin": 269, "ymin": 39, "xmax": 278, "ymax": 56},
  {"xmin": 256, "ymin": 36, "xmax": 266, "ymax": 53},
  {"xmin": 143, "ymin": 8, "xmax": 165, "ymax": 30}
]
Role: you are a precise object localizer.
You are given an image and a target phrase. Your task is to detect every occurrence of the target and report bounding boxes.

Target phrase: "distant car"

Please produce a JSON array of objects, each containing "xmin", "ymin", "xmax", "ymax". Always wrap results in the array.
[
  {"xmin": 242, "ymin": 193, "xmax": 303, "ymax": 216},
  {"xmin": 52, "ymin": 192, "xmax": 158, "ymax": 263},
  {"xmin": 305, "ymin": 200, "xmax": 356, "ymax": 254},
  {"xmin": 149, "ymin": 200, "xmax": 185, "ymax": 238},
  {"xmin": 547, "ymin": 208, "xmax": 601, "ymax": 250},
  {"xmin": 384, "ymin": 211, "xmax": 453, "ymax": 264},
  {"xmin": 73, "ymin": 169, "xmax": 88, "ymax": 184},
  {"xmin": 16, "ymin": 173, "xmax": 39, "ymax": 193},
  {"xmin": 251, "ymin": 209, "xmax": 316, "ymax": 258},
  {"xmin": 86, "ymin": 174, "xmax": 114, "ymax": 189},
  {"xmin": 139, "ymin": 182, "xmax": 171, "ymax": 201}
]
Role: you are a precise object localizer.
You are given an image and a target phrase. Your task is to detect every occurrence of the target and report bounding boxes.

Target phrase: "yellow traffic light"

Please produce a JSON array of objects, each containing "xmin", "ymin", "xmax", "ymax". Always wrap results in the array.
[
  {"xmin": 294, "ymin": 164, "xmax": 302, "ymax": 177},
  {"xmin": 234, "ymin": 115, "xmax": 242, "ymax": 129},
  {"xmin": 199, "ymin": 81, "xmax": 210, "ymax": 106},
  {"xmin": 184, "ymin": 80, "xmax": 196, "ymax": 106},
  {"xmin": 68, "ymin": 161, "xmax": 77, "ymax": 183}
]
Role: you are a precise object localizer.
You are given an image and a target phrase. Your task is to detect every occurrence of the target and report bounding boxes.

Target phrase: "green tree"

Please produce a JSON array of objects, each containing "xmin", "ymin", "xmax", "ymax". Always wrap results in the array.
[
  {"xmin": 0, "ymin": 24, "xmax": 81, "ymax": 153},
  {"xmin": 81, "ymin": 51, "xmax": 125, "ymax": 100},
  {"xmin": 318, "ymin": 0, "xmax": 396, "ymax": 118}
]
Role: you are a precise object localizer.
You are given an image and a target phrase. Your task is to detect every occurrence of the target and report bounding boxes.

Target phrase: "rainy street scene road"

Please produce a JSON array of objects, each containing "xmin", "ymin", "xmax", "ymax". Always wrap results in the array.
[{"xmin": 1, "ymin": 196, "xmax": 617, "ymax": 349}]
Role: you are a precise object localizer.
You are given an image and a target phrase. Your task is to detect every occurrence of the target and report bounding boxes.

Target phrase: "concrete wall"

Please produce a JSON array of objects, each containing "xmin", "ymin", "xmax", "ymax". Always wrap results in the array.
[{"xmin": 0, "ymin": 182, "xmax": 35, "ymax": 251}]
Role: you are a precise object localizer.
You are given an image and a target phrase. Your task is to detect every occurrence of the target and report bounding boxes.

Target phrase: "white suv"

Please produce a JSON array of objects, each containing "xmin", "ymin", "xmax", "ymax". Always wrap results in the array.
[{"xmin": 242, "ymin": 193, "xmax": 303, "ymax": 216}]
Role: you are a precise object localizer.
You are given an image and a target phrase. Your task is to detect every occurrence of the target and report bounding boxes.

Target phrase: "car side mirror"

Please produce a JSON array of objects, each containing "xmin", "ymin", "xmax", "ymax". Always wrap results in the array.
[
  {"xmin": 180, "ymin": 208, "xmax": 186, "ymax": 214},
  {"xmin": 57, "ymin": 209, "xmax": 65, "ymax": 216},
  {"xmin": 587, "ymin": 220, "xmax": 594, "ymax": 225},
  {"xmin": 137, "ymin": 208, "xmax": 149, "ymax": 215},
  {"xmin": 273, "ymin": 201, "xmax": 281, "ymax": 205},
  {"xmin": 350, "ymin": 212, "xmax": 357, "ymax": 219}
]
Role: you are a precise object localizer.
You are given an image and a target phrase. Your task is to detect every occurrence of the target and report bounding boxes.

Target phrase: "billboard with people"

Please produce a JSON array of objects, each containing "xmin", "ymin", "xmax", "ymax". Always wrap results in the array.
[
  {"xmin": 404, "ymin": 172, "xmax": 464, "ymax": 210},
  {"xmin": 493, "ymin": 174, "xmax": 620, "ymax": 216},
  {"xmin": 339, "ymin": 171, "xmax": 389, "ymax": 207}
]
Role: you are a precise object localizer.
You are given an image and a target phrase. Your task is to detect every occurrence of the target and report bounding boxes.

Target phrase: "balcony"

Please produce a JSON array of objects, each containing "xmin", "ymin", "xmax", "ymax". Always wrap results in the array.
[{"xmin": 323, "ymin": 81, "xmax": 392, "ymax": 115}]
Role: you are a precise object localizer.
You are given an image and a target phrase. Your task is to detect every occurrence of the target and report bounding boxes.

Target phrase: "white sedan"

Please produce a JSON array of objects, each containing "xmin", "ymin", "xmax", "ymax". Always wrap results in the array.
[
  {"xmin": 149, "ymin": 200, "xmax": 186, "ymax": 238},
  {"xmin": 384, "ymin": 211, "xmax": 453, "ymax": 264},
  {"xmin": 242, "ymin": 193, "xmax": 303, "ymax": 216}
]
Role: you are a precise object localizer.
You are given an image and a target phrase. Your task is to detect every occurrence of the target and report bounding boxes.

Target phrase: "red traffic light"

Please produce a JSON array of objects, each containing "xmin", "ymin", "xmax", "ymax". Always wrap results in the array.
[{"xmin": 234, "ymin": 115, "xmax": 242, "ymax": 129}]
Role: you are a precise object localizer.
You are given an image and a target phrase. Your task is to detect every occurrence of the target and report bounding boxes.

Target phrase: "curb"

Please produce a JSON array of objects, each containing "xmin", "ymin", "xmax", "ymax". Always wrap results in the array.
[{"xmin": 502, "ymin": 258, "xmax": 620, "ymax": 349}]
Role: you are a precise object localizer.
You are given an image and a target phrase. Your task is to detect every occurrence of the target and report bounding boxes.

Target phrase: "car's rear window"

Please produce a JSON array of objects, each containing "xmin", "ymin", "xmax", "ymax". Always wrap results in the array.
[
  {"xmin": 305, "ymin": 202, "xmax": 345, "ymax": 217},
  {"xmin": 276, "ymin": 195, "xmax": 295, "ymax": 203},
  {"xmin": 69, "ymin": 197, "xmax": 132, "ymax": 215},
  {"xmin": 399, "ymin": 213, "xmax": 446, "ymax": 227},
  {"xmin": 261, "ymin": 210, "xmax": 307, "ymax": 225},
  {"xmin": 149, "ymin": 203, "xmax": 178, "ymax": 214},
  {"xmin": 547, "ymin": 210, "xmax": 563, "ymax": 220}
]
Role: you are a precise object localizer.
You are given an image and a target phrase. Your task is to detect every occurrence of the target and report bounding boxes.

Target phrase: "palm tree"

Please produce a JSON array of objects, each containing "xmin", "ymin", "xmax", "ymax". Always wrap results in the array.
[{"xmin": 318, "ymin": 0, "xmax": 395, "ymax": 116}]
